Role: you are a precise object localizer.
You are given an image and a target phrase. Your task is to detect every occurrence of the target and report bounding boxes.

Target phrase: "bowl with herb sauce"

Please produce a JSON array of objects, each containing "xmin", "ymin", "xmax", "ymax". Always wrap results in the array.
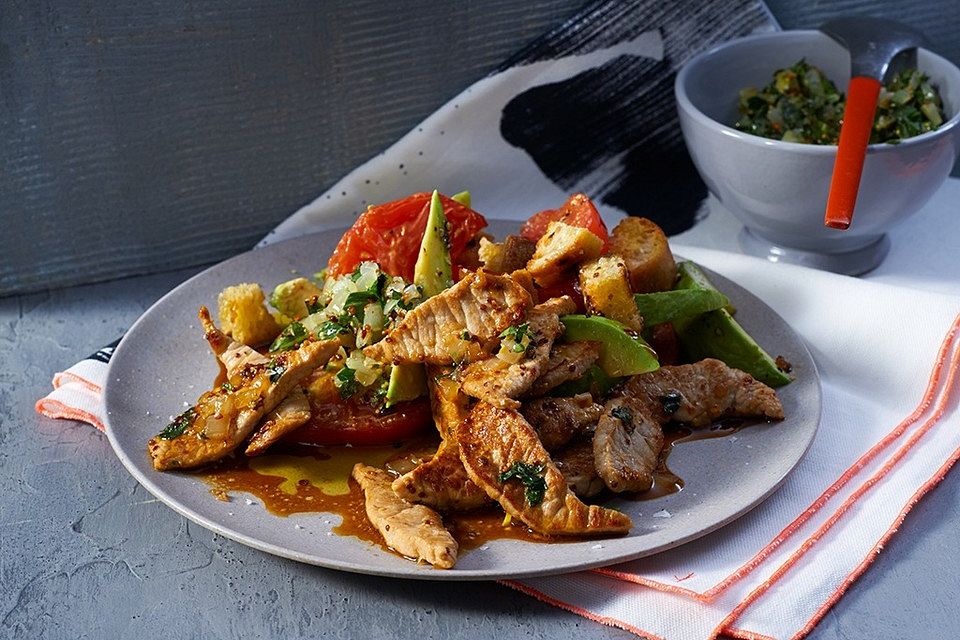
[{"xmin": 676, "ymin": 30, "xmax": 960, "ymax": 275}]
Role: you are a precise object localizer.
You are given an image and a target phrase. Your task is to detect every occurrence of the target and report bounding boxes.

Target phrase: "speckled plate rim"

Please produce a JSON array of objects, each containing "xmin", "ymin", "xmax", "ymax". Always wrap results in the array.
[{"xmin": 104, "ymin": 223, "xmax": 821, "ymax": 581}]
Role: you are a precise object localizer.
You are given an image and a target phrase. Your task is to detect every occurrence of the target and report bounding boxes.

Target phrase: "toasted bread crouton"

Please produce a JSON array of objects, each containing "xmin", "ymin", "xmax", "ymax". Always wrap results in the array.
[
  {"xmin": 608, "ymin": 218, "xmax": 676, "ymax": 293},
  {"xmin": 579, "ymin": 255, "xmax": 643, "ymax": 331},
  {"xmin": 478, "ymin": 235, "xmax": 536, "ymax": 274},
  {"xmin": 217, "ymin": 283, "xmax": 281, "ymax": 347},
  {"xmin": 526, "ymin": 221, "xmax": 603, "ymax": 286}
]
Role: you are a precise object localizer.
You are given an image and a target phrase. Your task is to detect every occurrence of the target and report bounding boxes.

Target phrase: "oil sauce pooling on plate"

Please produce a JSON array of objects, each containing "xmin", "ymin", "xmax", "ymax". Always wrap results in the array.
[
  {"xmin": 624, "ymin": 418, "xmax": 746, "ymax": 502},
  {"xmin": 195, "ymin": 438, "xmax": 554, "ymax": 553},
  {"xmin": 196, "ymin": 419, "xmax": 749, "ymax": 557}
]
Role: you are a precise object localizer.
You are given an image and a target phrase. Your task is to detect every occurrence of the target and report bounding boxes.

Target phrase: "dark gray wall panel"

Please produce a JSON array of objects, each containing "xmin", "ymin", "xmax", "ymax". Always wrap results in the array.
[
  {"xmin": 1, "ymin": 0, "xmax": 584, "ymax": 295},
  {"xmin": 3, "ymin": 1, "xmax": 958, "ymax": 295}
]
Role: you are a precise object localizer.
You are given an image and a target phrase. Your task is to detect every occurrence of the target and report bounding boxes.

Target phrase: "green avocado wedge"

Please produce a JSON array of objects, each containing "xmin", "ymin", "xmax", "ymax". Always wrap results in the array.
[
  {"xmin": 633, "ymin": 289, "xmax": 729, "ymax": 327},
  {"xmin": 385, "ymin": 190, "xmax": 452, "ymax": 407},
  {"xmin": 450, "ymin": 190, "xmax": 471, "ymax": 207},
  {"xmin": 270, "ymin": 277, "xmax": 324, "ymax": 321},
  {"xmin": 560, "ymin": 315, "xmax": 659, "ymax": 377},
  {"xmin": 413, "ymin": 190, "xmax": 454, "ymax": 295},
  {"xmin": 673, "ymin": 261, "xmax": 791, "ymax": 388}
]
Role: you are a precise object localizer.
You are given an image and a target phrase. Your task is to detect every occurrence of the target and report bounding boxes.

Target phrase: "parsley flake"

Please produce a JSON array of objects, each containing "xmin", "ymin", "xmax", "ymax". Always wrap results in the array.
[
  {"xmin": 157, "ymin": 407, "xmax": 195, "ymax": 440},
  {"xmin": 659, "ymin": 391, "xmax": 683, "ymax": 415},
  {"xmin": 269, "ymin": 322, "xmax": 308, "ymax": 352},
  {"xmin": 335, "ymin": 366, "xmax": 359, "ymax": 398},
  {"xmin": 611, "ymin": 405, "xmax": 633, "ymax": 426},
  {"xmin": 498, "ymin": 461, "xmax": 547, "ymax": 506},
  {"xmin": 266, "ymin": 359, "xmax": 287, "ymax": 383}
]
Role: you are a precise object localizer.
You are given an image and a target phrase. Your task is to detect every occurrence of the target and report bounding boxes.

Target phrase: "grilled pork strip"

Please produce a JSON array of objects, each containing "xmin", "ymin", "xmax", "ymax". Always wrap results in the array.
[
  {"xmin": 392, "ymin": 374, "xmax": 489, "ymax": 511},
  {"xmin": 363, "ymin": 270, "xmax": 532, "ymax": 365},
  {"xmin": 526, "ymin": 341, "xmax": 601, "ymax": 398},
  {"xmin": 244, "ymin": 388, "xmax": 312, "ymax": 456},
  {"xmin": 621, "ymin": 358, "xmax": 784, "ymax": 427},
  {"xmin": 553, "ymin": 436, "xmax": 605, "ymax": 499},
  {"xmin": 593, "ymin": 397, "xmax": 664, "ymax": 493},
  {"xmin": 352, "ymin": 464, "xmax": 458, "ymax": 569},
  {"xmin": 457, "ymin": 401, "xmax": 631, "ymax": 536},
  {"xmin": 521, "ymin": 393, "xmax": 602, "ymax": 452},
  {"xmin": 460, "ymin": 297, "xmax": 575, "ymax": 409},
  {"xmin": 591, "ymin": 358, "xmax": 785, "ymax": 494},
  {"xmin": 148, "ymin": 308, "xmax": 338, "ymax": 471}
]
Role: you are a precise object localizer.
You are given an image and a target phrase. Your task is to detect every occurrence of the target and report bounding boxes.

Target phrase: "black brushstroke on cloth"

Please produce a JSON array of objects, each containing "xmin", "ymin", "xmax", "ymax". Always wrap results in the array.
[
  {"xmin": 87, "ymin": 337, "xmax": 122, "ymax": 364},
  {"xmin": 498, "ymin": 0, "xmax": 775, "ymax": 234}
]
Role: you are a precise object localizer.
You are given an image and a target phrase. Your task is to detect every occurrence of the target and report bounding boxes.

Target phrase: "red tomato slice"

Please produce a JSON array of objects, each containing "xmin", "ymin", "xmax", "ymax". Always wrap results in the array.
[
  {"xmin": 535, "ymin": 275, "xmax": 586, "ymax": 313},
  {"xmin": 519, "ymin": 193, "xmax": 609, "ymax": 250},
  {"xmin": 327, "ymin": 193, "xmax": 488, "ymax": 281},
  {"xmin": 283, "ymin": 396, "xmax": 433, "ymax": 447}
]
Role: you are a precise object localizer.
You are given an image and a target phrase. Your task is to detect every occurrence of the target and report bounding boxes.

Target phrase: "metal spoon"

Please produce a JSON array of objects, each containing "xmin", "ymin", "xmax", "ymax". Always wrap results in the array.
[{"xmin": 820, "ymin": 17, "xmax": 927, "ymax": 230}]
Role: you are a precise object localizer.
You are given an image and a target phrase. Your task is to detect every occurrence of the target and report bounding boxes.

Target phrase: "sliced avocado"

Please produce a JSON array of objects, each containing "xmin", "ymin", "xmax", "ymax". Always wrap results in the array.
[
  {"xmin": 633, "ymin": 289, "xmax": 729, "ymax": 327},
  {"xmin": 673, "ymin": 261, "xmax": 791, "ymax": 388},
  {"xmin": 560, "ymin": 315, "xmax": 659, "ymax": 377},
  {"xmin": 675, "ymin": 261, "xmax": 736, "ymax": 314},
  {"xmin": 413, "ymin": 190, "xmax": 454, "ymax": 295},
  {"xmin": 270, "ymin": 277, "xmax": 324, "ymax": 320},
  {"xmin": 383, "ymin": 362, "xmax": 427, "ymax": 407},
  {"xmin": 451, "ymin": 190, "xmax": 471, "ymax": 207},
  {"xmin": 386, "ymin": 190, "xmax": 453, "ymax": 406},
  {"xmin": 550, "ymin": 364, "xmax": 623, "ymax": 398}
]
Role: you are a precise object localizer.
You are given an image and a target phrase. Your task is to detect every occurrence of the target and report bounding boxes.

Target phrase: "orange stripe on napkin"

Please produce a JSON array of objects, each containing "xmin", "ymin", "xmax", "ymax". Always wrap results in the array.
[
  {"xmin": 597, "ymin": 313, "xmax": 960, "ymax": 600},
  {"xmin": 499, "ymin": 579, "xmax": 667, "ymax": 640},
  {"xmin": 52, "ymin": 370, "xmax": 103, "ymax": 394},
  {"xmin": 725, "ymin": 628, "xmax": 776, "ymax": 640},
  {"xmin": 35, "ymin": 398, "xmax": 105, "ymax": 432}
]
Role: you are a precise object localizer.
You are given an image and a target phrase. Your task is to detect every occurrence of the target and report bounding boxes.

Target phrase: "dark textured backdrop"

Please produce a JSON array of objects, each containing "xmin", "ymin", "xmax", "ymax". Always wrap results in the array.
[{"xmin": 3, "ymin": 0, "xmax": 958, "ymax": 296}]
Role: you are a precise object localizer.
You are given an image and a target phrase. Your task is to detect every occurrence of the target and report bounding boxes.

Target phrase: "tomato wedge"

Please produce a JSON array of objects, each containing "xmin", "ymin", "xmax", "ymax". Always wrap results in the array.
[
  {"xmin": 327, "ymin": 192, "xmax": 488, "ymax": 281},
  {"xmin": 283, "ymin": 396, "xmax": 433, "ymax": 447},
  {"xmin": 519, "ymin": 193, "xmax": 609, "ymax": 249},
  {"xmin": 535, "ymin": 274, "xmax": 586, "ymax": 313}
]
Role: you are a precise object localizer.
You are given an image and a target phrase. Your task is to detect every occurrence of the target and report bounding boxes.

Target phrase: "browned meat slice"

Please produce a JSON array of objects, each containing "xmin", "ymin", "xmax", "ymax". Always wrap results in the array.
[
  {"xmin": 593, "ymin": 397, "xmax": 664, "ymax": 493},
  {"xmin": 620, "ymin": 358, "xmax": 784, "ymax": 427},
  {"xmin": 521, "ymin": 393, "xmax": 602, "ymax": 452},
  {"xmin": 244, "ymin": 388, "xmax": 312, "ymax": 456},
  {"xmin": 200, "ymin": 306, "xmax": 270, "ymax": 376},
  {"xmin": 526, "ymin": 341, "xmax": 602, "ymax": 397},
  {"xmin": 478, "ymin": 235, "xmax": 537, "ymax": 274},
  {"xmin": 392, "ymin": 443, "xmax": 489, "ymax": 512},
  {"xmin": 352, "ymin": 464, "xmax": 458, "ymax": 569},
  {"xmin": 148, "ymin": 308, "xmax": 338, "ymax": 471},
  {"xmin": 457, "ymin": 401, "xmax": 631, "ymax": 536},
  {"xmin": 553, "ymin": 436, "xmax": 605, "ymax": 499},
  {"xmin": 364, "ymin": 270, "xmax": 532, "ymax": 365},
  {"xmin": 392, "ymin": 375, "xmax": 489, "ymax": 511},
  {"xmin": 460, "ymin": 297, "xmax": 575, "ymax": 409}
]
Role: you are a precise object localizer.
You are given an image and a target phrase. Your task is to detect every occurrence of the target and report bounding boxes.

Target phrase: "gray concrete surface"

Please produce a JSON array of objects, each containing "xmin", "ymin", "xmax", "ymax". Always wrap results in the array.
[{"xmin": 3, "ymin": 269, "xmax": 959, "ymax": 639}]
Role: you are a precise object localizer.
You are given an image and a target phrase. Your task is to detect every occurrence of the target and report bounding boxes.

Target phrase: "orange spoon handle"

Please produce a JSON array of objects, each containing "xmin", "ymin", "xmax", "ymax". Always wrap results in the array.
[{"xmin": 824, "ymin": 76, "xmax": 882, "ymax": 230}]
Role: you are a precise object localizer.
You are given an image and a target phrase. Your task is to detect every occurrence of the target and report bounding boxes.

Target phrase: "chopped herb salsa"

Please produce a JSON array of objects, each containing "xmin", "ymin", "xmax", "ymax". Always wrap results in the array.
[{"xmin": 735, "ymin": 59, "xmax": 945, "ymax": 144}]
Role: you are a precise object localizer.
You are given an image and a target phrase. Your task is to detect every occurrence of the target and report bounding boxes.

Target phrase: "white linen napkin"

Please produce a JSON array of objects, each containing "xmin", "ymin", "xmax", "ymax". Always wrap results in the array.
[{"xmin": 35, "ymin": 2, "xmax": 960, "ymax": 637}]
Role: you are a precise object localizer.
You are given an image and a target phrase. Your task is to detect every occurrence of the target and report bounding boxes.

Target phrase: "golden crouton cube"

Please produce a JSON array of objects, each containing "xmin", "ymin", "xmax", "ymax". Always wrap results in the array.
[
  {"xmin": 217, "ymin": 283, "xmax": 281, "ymax": 347},
  {"xmin": 526, "ymin": 221, "xmax": 604, "ymax": 286},
  {"xmin": 579, "ymin": 255, "xmax": 644, "ymax": 331},
  {"xmin": 608, "ymin": 217, "xmax": 676, "ymax": 293}
]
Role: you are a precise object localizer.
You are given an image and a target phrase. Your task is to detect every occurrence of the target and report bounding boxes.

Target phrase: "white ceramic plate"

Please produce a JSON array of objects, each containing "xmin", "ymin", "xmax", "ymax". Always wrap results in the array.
[{"xmin": 104, "ymin": 221, "xmax": 821, "ymax": 580}]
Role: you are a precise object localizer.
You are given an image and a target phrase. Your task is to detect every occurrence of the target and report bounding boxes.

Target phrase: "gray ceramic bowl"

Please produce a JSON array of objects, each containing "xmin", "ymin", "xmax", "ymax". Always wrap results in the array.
[{"xmin": 676, "ymin": 30, "xmax": 960, "ymax": 274}]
